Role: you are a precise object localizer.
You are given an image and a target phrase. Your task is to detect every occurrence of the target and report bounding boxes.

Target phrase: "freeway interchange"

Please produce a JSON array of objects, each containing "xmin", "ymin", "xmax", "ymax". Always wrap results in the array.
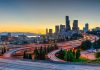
[
  {"xmin": 0, "ymin": 34, "xmax": 100, "ymax": 70},
  {"xmin": 48, "ymin": 35, "xmax": 99, "ymax": 62}
]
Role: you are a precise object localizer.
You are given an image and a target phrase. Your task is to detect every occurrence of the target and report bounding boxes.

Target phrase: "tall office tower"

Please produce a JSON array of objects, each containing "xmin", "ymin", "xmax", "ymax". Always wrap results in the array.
[
  {"xmin": 8, "ymin": 32, "xmax": 12, "ymax": 41},
  {"xmin": 85, "ymin": 23, "xmax": 89, "ymax": 30},
  {"xmin": 60, "ymin": 24, "xmax": 65, "ymax": 32},
  {"xmin": 66, "ymin": 16, "xmax": 71, "ymax": 31},
  {"xmin": 72, "ymin": 20, "xmax": 79, "ymax": 31},
  {"xmin": 49, "ymin": 29, "xmax": 53, "ymax": 34},
  {"xmin": 55, "ymin": 25, "xmax": 59, "ymax": 33},
  {"xmin": 84, "ymin": 23, "xmax": 89, "ymax": 33},
  {"xmin": 46, "ymin": 28, "xmax": 48, "ymax": 34}
]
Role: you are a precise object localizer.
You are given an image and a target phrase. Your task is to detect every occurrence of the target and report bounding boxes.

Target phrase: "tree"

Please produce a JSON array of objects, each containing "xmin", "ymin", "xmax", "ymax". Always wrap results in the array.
[
  {"xmin": 93, "ymin": 39, "xmax": 100, "ymax": 49},
  {"xmin": 34, "ymin": 48, "xmax": 39, "ymax": 59},
  {"xmin": 64, "ymin": 54, "xmax": 67, "ymax": 61},
  {"xmin": 44, "ymin": 47, "xmax": 47, "ymax": 54},
  {"xmin": 57, "ymin": 49, "xmax": 66, "ymax": 60},
  {"xmin": 34, "ymin": 44, "xmax": 58, "ymax": 60},
  {"xmin": 47, "ymin": 46, "xmax": 50, "ymax": 53},
  {"xmin": 54, "ymin": 44, "xmax": 58, "ymax": 49},
  {"xmin": 1, "ymin": 47, "xmax": 4, "ymax": 54},
  {"xmin": 1, "ymin": 47, "xmax": 6, "ymax": 54},
  {"xmin": 69, "ymin": 51, "xmax": 75, "ymax": 61},
  {"xmin": 81, "ymin": 40, "xmax": 92, "ymax": 50},
  {"xmin": 23, "ymin": 50, "xmax": 29, "ymax": 59},
  {"xmin": 67, "ymin": 50, "xmax": 75, "ymax": 62},
  {"xmin": 38, "ymin": 46, "xmax": 45, "ymax": 60},
  {"xmin": 76, "ymin": 49, "xmax": 81, "ymax": 59},
  {"xmin": 23, "ymin": 50, "xmax": 26, "ymax": 59},
  {"xmin": 29, "ymin": 54, "xmax": 32, "ymax": 59},
  {"xmin": 3, "ymin": 47, "xmax": 6, "ymax": 53},
  {"xmin": 41, "ymin": 49, "xmax": 45, "ymax": 60},
  {"xmin": 95, "ymin": 52, "xmax": 100, "ymax": 58},
  {"xmin": 72, "ymin": 50, "xmax": 76, "ymax": 58}
]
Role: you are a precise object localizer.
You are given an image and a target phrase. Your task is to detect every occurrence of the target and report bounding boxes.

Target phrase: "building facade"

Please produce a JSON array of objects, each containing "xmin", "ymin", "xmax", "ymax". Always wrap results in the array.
[
  {"xmin": 72, "ymin": 20, "xmax": 79, "ymax": 31},
  {"xmin": 55, "ymin": 25, "xmax": 60, "ymax": 33},
  {"xmin": 66, "ymin": 16, "xmax": 71, "ymax": 31},
  {"xmin": 83, "ymin": 23, "xmax": 89, "ymax": 33},
  {"xmin": 60, "ymin": 24, "xmax": 65, "ymax": 33}
]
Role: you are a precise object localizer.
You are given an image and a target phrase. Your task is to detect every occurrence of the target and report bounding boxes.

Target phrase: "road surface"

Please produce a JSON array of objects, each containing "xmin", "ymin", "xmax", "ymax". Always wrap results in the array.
[
  {"xmin": 2, "ymin": 35, "xmax": 99, "ymax": 62},
  {"xmin": 0, "ymin": 58, "xmax": 100, "ymax": 70},
  {"xmin": 48, "ymin": 49, "xmax": 65, "ymax": 62},
  {"xmin": 48, "ymin": 35, "xmax": 99, "ymax": 61}
]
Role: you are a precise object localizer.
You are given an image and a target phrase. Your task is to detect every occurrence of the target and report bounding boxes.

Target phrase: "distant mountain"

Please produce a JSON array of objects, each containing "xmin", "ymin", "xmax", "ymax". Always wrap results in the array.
[{"xmin": 0, "ymin": 32, "xmax": 41, "ymax": 36}]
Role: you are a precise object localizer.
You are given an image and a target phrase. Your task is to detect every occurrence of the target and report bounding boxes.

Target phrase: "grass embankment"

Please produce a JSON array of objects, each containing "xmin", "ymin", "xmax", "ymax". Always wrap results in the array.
[
  {"xmin": 89, "ymin": 58, "xmax": 100, "ymax": 64},
  {"xmin": 67, "ymin": 57, "xmax": 100, "ymax": 64},
  {"xmin": 73, "ymin": 58, "xmax": 89, "ymax": 63}
]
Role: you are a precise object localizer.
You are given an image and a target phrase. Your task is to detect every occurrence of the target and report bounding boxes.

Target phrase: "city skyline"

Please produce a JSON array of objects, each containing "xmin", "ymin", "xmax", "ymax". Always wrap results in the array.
[{"xmin": 0, "ymin": 0, "xmax": 100, "ymax": 34}]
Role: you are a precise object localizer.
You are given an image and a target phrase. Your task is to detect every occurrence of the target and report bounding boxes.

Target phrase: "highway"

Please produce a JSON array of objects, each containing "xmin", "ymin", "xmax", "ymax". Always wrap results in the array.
[
  {"xmin": 0, "ymin": 58, "xmax": 100, "ymax": 70},
  {"xmin": 48, "ymin": 49, "xmax": 65, "ymax": 62},
  {"xmin": 0, "ymin": 34, "xmax": 100, "ymax": 70},
  {"xmin": 48, "ymin": 35, "xmax": 99, "ymax": 62},
  {"xmin": 3, "ymin": 47, "xmax": 30, "ymax": 58},
  {"xmin": 3, "ymin": 35, "xmax": 99, "ymax": 62}
]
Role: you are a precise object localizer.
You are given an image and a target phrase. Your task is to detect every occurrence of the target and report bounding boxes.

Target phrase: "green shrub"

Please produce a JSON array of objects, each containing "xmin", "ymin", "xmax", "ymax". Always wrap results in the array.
[
  {"xmin": 81, "ymin": 40, "xmax": 92, "ymax": 50},
  {"xmin": 95, "ymin": 52, "xmax": 100, "ymax": 58}
]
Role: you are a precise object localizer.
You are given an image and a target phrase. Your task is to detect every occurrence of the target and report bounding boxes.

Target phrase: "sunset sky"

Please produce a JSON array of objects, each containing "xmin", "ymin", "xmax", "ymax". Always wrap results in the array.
[{"xmin": 0, "ymin": 0, "xmax": 100, "ymax": 34}]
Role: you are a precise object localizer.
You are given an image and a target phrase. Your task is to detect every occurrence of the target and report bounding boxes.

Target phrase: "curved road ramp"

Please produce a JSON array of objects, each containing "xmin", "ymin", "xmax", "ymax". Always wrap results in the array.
[{"xmin": 0, "ymin": 35, "xmax": 100, "ymax": 70}]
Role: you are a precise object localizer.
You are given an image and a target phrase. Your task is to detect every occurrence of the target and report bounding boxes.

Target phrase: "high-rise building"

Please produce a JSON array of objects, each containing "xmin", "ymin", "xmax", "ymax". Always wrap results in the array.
[
  {"xmin": 85, "ymin": 23, "xmax": 89, "ymax": 30},
  {"xmin": 60, "ymin": 24, "xmax": 65, "ymax": 32},
  {"xmin": 66, "ymin": 16, "xmax": 71, "ymax": 31},
  {"xmin": 83, "ymin": 23, "xmax": 89, "ymax": 33},
  {"xmin": 72, "ymin": 20, "xmax": 79, "ymax": 31},
  {"xmin": 55, "ymin": 25, "xmax": 59, "ymax": 33},
  {"xmin": 49, "ymin": 29, "xmax": 53, "ymax": 34},
  {"xmin": 46, "ymin": 28, "xmax": 48, "ymax": 34}
]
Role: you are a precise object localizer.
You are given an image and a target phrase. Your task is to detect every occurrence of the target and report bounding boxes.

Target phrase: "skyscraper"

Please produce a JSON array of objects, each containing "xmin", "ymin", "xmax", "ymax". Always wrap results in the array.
[
  {"xmin": 55, "ymin": 25, "xmax": 59, "ymax": 33},
  {"xmin": 83, "ymin": 23, "xmax": 89, "ymax": 33},
  {"xmin": 85, "ymin": 23, "xmax": 89, "ymax": 30},
  {"xmin": 60, "ymin": 24, "xmax": 65, "ymax": 32},
  {"xmin": 49, "ymin": 29, "xmax": 53, "ymax": 34},
  {"xmin": 66, "ymin": 16, "xmax": 71, "ymax": 31},
  {"xmin": 46, "ymin": 28, "xmax": 48, "ymax": 34},
  {"xmin": 72, "ymin": 20, "xmax": 79, "ymax": 31}
]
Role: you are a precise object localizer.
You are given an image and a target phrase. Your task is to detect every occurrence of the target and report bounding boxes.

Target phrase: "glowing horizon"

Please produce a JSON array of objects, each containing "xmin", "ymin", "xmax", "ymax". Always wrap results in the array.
[
  {"xmin": 0, "ymin": 0, "xmax": 99, "ymax": 34},
  {"xmin": 0, "ymin": 21, "xmax": 99, "ymax": 34}
]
